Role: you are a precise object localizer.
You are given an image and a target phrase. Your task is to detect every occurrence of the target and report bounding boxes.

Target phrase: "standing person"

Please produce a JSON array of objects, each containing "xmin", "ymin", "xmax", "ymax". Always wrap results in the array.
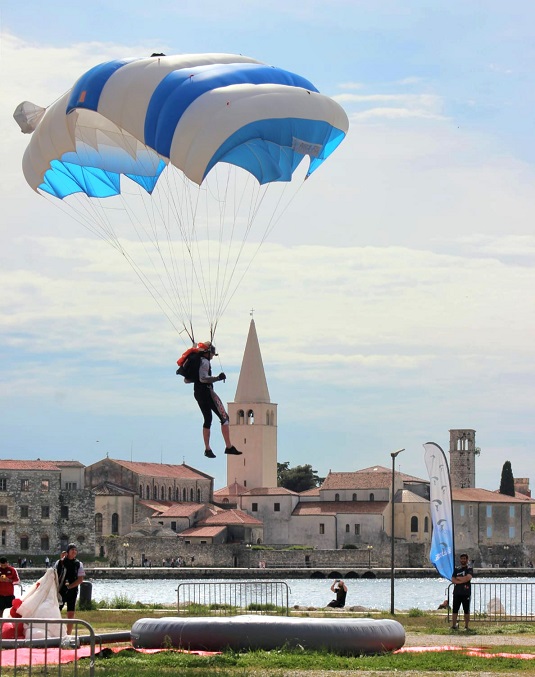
[
  {"xmin": 326, "ymin": 579, "xmax": 348, "ymax": 608},
  {"xmin": 0, "ymin": 557, "xmax": 20, "ymax": 615},
  {"xmin": 56, "ymin": 544, "xmax": 85, "ymax": 634},
  {"xmin": 44, "ymin": 556, "xmax": 50, "ymax": 568},
  {"xmin": 451, "ymin": 553, "xmax": 473, "ymax": 631},
  {"xmin": 187, "ymin": 342, "xmax": 242, "ymax": 459}
]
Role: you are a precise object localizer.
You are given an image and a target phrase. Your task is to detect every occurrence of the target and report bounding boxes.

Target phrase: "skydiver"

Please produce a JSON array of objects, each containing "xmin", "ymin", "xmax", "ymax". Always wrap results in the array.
[{"xmin": 188, "ymin": 341, "xmax": 242, "ymax": 459}]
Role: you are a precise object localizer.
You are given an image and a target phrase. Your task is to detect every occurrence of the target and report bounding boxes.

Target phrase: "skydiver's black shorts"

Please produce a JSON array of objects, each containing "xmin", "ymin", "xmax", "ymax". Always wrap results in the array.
[
  {"xmin": 452, "ymin": 595, "xmax": 470, "ymax": 614},
  {"xmin": 60, "ymin": 587, "xmax": 79, "ymax": 612},
  {"xmin": 194, "ymin": 386, "xmax": 229, "ymax": 428}
]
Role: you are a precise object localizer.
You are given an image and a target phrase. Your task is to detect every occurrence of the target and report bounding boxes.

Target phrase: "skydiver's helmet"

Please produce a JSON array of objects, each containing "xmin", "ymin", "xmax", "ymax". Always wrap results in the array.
[{"xmin": 198, "ymin": 341, "xmax": 217, "ymax": 356}]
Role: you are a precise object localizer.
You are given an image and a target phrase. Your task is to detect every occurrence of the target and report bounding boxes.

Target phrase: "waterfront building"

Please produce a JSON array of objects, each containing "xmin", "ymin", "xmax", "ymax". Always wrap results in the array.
[{"xmin": 0, "ymin": 459, "xmax": 94, "ymax": 557}]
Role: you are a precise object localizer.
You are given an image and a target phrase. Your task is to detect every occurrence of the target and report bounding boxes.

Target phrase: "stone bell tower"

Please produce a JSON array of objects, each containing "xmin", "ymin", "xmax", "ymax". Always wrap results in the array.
[
  {"xmin": 227, "ymin": 319, "xmax": 277, "ymax": 490},
  {"xmin": 449, "ymin": 428, "xmax": 477, "ymax": 489}
]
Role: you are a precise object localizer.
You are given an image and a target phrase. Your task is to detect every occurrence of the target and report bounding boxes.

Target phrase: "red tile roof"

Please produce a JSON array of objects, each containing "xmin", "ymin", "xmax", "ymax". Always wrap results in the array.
[
  {"xmin": 214, "ymin": 481, "xmax": 247, "ymax": 497},
  {"xmin": 179, "ymin": 526, "xmax": 227, "ymax": 537},
  {"xmin": 292, "ymin": 501, "xmax": 389, "ymax": 516},
  {"xmin": 241, "ymin": 487, "xmax": 299, "ymax": 496},
  {"xmin": 453, "ymin": 488, "xmax": 535, "ymax": 503},
  {"xmin": 0, "ymin": 460, "xmax": 63, "ymax": 471},
  {"xmin": 321, "ymin": 466, "xmax": 426, "ymax": 491},
  {"xmin": 107, "ymin": 458, "xmax": 211, "ymax": 480},
  {"xmin": 138, "ymin": 500, "xmax": 203, "ymax": 518},
  {"xmin": 199, "ymin": 508, "xmax": 263, "ymax": 526}
]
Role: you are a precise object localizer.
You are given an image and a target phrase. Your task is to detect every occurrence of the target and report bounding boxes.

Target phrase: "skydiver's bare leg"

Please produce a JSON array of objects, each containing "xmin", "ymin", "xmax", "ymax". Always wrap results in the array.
[
  {"xmin": 221, "ymin": 423, "xmax": 231, "ymax": 447},
  {"xmin": 203, "ymin": 428, "xmax": 211, "ymax": 451}
]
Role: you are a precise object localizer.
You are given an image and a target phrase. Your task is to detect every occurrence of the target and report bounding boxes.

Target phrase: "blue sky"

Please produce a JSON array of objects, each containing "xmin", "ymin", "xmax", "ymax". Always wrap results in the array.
[{"xmin": 1, "ymin": 1, "xmax": 534, "ymax": 492}]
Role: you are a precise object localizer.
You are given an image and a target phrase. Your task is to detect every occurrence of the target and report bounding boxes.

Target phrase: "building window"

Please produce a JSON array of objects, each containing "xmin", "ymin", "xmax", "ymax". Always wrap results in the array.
[
  {"xmin": 0, "ymin": 479, "xmax": 6, "ymax": 491},
  {"xmin": 247, "ymin": 409, "xmax": 255, "ymax": 424},
  {"xmin": 41, "ymin": 505, "xmax": 50, "ymax": 519},
  {"xmin": 274, "ymin": 503, "xmax": 280, "ymax": 512},
  {"xmin": 509, "ymin": 526, "xmax": 516, "ymax": 539},
  {"xmin": 319, "ymin": 523, "xmax": 325, "ymax": 534},
  {"xmin": 223, "ymin": 498, "xmax": 229, "ymax": 504},
  {"xmin": 410, "ymin": 516, "xmax": 418, "ymax": 533},
  {"xmin": 20, "ymin": 535, "xmax": 29, "ymax": 551},
  {"xmin": 335, "ymin": 493, "xmax": 340, "ymax": 501},
  {"xmin": 345, "ymin": 524, "xmax": 350, "ymax": 532},
  {"xmin": 160, "ymin": 486, "xmax": 165, "ymax": 500},
  {"xmin": 171, "ymin": 521, "xmax": 177, "ymax": 532},
  {"xmin": 190, "ymin": 488, "xmax": 194, "ymax": 502},
  {"xmin": 469, "ymin": 505, "xmax": 474, "ymax": 517},
  {"xmin": 200, "ymin": 540, "xmax": 207, "ymax": 544},
  {"xmin": 168, "ymin": 487, "xmax": 172, "ymax": 501},
  {"xmin": 509, "ymin": 506, "xmax": 515, "ymax": 518},
  {"xmin": 65, "ymin": 482, "xmax": 77, "ymax": 490},
  {"xmin": 486, "ymin": 525, "xmax": 492, "ymax": 538},
  {"xmin": 197, "ymin": 489, "xmax": 201, "ymax": 502},
  {"xmin": 95, "ymin": 513, "xmax": 103, "ymax": 534},
  {"xmin": 237, "ymin": 409, "xmax": 245, "ymax": 424},
  {"xmin": 486, "ymin": 505, "xmax": 492, "ymax": 518},
  {"xmin": 183, "ymin": 488, "xmax": 187, "ymax": 501},
  {"xmin": 355, "ymin": 524, "xmax": 360, "ymax": 535},
  {"xmin": 0, "ymin": 505, "xmax": 7, "ymax": 518},
  {"xmin": 252, "ymin": 503, "xmax": 258, "ymax": 512},
  {"xmin": 61, "ymin": 505, "xmax": 69, "ymax": 519},
  {"xmin": 460, "ymin": 504, "xmax": 465, "ymax": 517},
  {"xmin": 146, "ymin": 485, "xmax": 150, "ymax": 499},
  {"xmin": 20, "ymin": 505, "xmax": 29, "ymax": 518},
  {"xmin": 1, "ymin": 530, "xmax": 5, "ymax": 546},
  {"xmin": 41, "ymin": 479, "xmax": 50, "ymax": 491},
  {"xmin": 20, "ymin": 479, "xmax": 30, "ymax": 492},
  {"xmin": 41, "ymin": 535, "xmax": 49, "ymax": 550},
  {"xmin": 139, "ymin": 484, "xmax": 143, "ymax": 498},
  {"xmin": 175, "ymin": 488, "xmax": 179, "ymax": 501},
  {"xmin": 424, "ymin": 516, "xmax": 429, "ymax": 533},
  {"xmin": 352, "ymin": 493, "xmax": 357, "ymax": 501},
  {"xmin": 111, "ymin": 513, "xmax": 119, "ymax": 534},
  {"xmin": 369, "ymin": 493, "xmax": 374, "ymax": 502},
  {"xmin": 153, "ymin": 486, "xmax": 158, "ymax": 499}
]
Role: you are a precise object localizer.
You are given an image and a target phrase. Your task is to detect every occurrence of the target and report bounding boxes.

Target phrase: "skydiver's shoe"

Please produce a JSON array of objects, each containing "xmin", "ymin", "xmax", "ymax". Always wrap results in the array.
[
  {"xmin": 224, "ymin": 446, "xmax": 242, "ymax": 455},
  {"xmin": 450, "ymin": 624, "xmax": 459, "ymax": 630},
  {"xmin": 204, "ymin": 449, "xmax": 216, "ymax": 458}
]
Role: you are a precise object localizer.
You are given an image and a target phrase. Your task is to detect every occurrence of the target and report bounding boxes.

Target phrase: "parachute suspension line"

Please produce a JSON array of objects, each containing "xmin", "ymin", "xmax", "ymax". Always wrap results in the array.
[{"xmin": 215, "ymin": 175, "xmax": 306, "ymax": 322}]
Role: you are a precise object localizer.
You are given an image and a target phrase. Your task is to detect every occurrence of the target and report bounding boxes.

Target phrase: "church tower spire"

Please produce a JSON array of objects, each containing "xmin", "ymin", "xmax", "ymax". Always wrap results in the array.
[{"xmin": 228, "ymin": 319, "xmax": 277, "ymax": 489}]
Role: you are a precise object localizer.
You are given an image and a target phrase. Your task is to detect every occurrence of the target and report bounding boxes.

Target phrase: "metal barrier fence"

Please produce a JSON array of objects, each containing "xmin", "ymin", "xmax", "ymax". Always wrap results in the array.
[
  {"xmin": 447, "ymin": 582, "xmax": 535, "ymax": 623},
  {"xmin": 0, "ymin": 618, "xmax": 96, "ymax": 676},
  {"xmin": 177, "ymin": 581, "xmax": 290, "ymax": 616}
]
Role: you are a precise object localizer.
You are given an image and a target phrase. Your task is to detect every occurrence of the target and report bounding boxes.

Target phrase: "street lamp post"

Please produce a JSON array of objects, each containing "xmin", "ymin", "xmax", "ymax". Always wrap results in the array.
[
  {"xmin": 122, "ymin": 542, "xmax": 129, "ymax": 569},
  {"xmin": 367, "ymin": 545, "xmax": 373, "ymax": 568},
  {"xmin": 390, "ymin": 448, "xmax": 405, "ymax": 615}
]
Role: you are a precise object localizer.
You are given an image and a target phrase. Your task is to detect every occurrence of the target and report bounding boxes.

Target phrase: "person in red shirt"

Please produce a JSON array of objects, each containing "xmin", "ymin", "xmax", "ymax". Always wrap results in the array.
[{"xmin": 0, "ymin": 557, "xmax": 20, "ymax": 615}]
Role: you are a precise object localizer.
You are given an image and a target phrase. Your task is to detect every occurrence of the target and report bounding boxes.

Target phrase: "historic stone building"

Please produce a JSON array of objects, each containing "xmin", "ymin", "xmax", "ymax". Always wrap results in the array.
[{"xmin": 0, "ymin": 459, "xmax": 94, "ymax": 557}]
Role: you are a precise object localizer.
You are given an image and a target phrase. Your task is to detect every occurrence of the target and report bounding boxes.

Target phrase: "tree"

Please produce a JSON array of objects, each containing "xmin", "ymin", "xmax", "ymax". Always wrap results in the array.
[
  {"xmin": 277, "ymin": 462, "xmax": 325, "ymax": 493},
  {"xmin": 499, "ymin": 460, "xmax": 515, "ymax": 497}
]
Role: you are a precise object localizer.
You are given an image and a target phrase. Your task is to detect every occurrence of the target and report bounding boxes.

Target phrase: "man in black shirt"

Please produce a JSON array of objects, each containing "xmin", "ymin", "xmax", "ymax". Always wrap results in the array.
[
  {"xmin": 451, "ymin": 553, "xmax": 473, "ymax": 631},
  {"xmin": 56, "ymin": 544, "xmax": 85, "ymax": 634}
]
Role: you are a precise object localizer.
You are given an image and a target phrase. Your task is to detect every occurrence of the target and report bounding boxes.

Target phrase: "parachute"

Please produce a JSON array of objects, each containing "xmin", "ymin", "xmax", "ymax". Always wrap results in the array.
[{"xmin": 15, "ymin": 53, "xmax": 348, "ymax": 343}]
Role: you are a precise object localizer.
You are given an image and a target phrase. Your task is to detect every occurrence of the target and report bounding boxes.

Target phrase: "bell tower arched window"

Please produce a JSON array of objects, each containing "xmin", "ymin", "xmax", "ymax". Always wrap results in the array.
[
  {"xmin": 247, "ymin": 409, "xmax": 254, "ymax": 424},
  {"xmin": 237, "ymin": 410, "xmax": 245, "ymax": 424}
]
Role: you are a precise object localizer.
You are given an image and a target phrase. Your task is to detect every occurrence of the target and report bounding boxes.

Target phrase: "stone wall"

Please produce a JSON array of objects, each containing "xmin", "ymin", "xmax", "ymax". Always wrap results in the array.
[
  {"xmin": 0, "ymin": 468, "xmax": 94, "ymax": 557},
  {"xmin": 100, "ymin": 536, "xmax": 429, "ymax": 569}
]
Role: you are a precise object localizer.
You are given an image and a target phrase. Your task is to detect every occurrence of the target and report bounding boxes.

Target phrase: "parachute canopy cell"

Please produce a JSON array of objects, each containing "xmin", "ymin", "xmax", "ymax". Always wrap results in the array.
[{"xmin": 20, "ymin": 53, "xmax": 349, "ymax": 198}]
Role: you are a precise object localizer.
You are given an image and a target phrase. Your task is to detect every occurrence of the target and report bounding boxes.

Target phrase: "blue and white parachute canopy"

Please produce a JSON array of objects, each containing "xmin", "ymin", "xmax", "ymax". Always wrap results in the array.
[
  {"xmin": 18, "ymin": 53, "xmax": 349, "ymax": 198},
  {"xmin": 15, "ymin": 53, "xmax": 348, "ymax": 342}
]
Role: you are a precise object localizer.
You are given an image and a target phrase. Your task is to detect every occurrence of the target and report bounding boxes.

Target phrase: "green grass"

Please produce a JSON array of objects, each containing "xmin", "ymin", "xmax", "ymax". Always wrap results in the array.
[
  {"xmin": 86, "ymin": 645, "xmax": 535, "ymax": 676},
  {"xmin": 44, "ymin": 606, "xmax": 535, "ymax": 676}
]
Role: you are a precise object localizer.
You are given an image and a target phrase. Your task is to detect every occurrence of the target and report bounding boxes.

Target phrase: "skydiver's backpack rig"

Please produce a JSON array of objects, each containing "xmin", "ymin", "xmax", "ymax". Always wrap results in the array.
[{"xmin": 176, "ymin": 347, "xmax": 202, "ymax": 382}]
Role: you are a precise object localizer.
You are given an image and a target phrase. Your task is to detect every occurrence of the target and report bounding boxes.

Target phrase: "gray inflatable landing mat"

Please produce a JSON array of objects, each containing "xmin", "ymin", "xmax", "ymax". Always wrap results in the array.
[{"xmin": 131, "ymin": 615, "xmax": 405, "ymax": 655}]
